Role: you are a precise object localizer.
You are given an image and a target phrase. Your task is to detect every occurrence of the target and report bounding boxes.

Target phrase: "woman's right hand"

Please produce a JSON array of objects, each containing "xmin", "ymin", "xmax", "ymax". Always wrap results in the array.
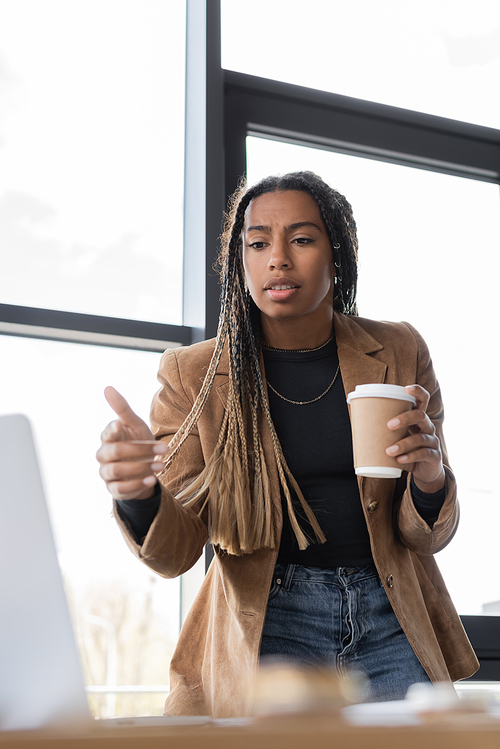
[{"xmin": 96, "ymin": 386, "xmax": 168, "ymax": 500}]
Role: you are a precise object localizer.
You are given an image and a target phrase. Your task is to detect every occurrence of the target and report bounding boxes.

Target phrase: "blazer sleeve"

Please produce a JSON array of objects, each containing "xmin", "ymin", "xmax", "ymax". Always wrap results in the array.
[
  {"xmin": 394, "ymin": 323, "xmax": 459, "ymax": 556},
  {"xmin": 113, "ymin": 348, "xmax": 209, "ymax": 578}
]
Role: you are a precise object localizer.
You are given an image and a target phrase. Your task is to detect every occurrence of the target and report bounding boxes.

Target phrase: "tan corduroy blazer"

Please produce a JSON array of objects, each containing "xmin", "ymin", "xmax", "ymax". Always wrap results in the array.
[{"xmin": 114, "ymin": 312, "xmax": 479, "ymax": 718}]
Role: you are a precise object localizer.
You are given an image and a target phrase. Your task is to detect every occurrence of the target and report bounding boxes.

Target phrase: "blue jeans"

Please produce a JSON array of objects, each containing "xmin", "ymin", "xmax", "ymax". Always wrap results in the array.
[{"xmin": 260, "ymin": 563, "xmax": 430, "ymax": 702}]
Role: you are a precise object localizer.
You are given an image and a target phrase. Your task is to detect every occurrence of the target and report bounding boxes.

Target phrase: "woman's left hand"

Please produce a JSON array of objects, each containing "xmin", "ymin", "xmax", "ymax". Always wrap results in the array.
[{"xmin": 386, "ymin": 384, "xmax": 446, "ymax": 493}]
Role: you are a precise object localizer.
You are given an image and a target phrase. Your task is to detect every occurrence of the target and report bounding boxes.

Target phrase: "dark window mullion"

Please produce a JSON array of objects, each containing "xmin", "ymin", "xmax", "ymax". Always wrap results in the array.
[
  {"xmin": 0, "ymin": 303, "xmax": 191, "ymax": 351},
  {"xmin": 224, "ymin": 70, "xmax": 500, "ymax": 188}
]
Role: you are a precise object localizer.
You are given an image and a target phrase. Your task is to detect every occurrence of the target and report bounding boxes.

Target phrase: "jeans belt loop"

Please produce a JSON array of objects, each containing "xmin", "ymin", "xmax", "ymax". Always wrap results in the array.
[{"xmin": 282, "ymin": 563, "xmax": 296, "ymax": 591}]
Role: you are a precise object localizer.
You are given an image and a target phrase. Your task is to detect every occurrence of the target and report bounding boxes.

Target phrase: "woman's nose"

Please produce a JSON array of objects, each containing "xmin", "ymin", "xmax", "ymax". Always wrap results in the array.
[{"xmin": 268, "ymin": 238, "xmax": 290, "ymax": 269}]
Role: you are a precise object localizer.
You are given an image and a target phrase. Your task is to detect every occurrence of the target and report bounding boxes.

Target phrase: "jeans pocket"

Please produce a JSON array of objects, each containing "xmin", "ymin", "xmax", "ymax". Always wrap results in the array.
[
  {"xmin": 267, "ymin": 578, "xmax": 282, "ymax": 601},
  {"xmin": 267, "ymin": 564, "xmax": 289, "ymax": 601}
]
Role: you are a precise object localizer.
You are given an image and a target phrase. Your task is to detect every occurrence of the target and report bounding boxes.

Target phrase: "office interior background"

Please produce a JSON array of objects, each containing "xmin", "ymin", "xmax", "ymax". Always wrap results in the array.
[{"xmin": 0, "ymin": 0, "xmax": 499, "ymax": 719}]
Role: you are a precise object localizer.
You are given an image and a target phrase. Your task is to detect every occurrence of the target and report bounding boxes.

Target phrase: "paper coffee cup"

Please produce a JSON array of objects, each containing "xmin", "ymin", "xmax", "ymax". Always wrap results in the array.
[{"xmin": 346, "ymin": 384, "xmax": 416, "ymax": 479}]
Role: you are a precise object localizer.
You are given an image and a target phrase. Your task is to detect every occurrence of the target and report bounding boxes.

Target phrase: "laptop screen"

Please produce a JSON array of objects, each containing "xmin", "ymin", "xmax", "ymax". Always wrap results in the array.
[{"xmin": 0, "ymin": 413, "xmax": 91, "ymax": 731}]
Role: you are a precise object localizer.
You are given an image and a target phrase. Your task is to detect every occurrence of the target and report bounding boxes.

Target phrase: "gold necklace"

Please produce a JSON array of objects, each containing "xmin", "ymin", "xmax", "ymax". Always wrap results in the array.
[
  {"xmin": 262, "ymin": 334, "xmax": 334, "ymax": 354},
  {"xmin": 266, "ymin": 363, "xmax": 340, "ymax": 406}
]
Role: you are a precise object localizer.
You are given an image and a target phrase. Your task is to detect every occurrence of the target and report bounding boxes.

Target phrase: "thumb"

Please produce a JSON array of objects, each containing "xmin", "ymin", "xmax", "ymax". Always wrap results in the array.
[{"xmin": 104, "ymin": 386, "xmax": 147, "ymax": 430}]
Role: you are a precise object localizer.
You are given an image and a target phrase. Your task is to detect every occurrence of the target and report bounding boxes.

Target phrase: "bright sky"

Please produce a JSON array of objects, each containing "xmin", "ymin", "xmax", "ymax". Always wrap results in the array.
[{"xmin": 0, "ymin": 0, "xmax": 185, "ymax": 325}]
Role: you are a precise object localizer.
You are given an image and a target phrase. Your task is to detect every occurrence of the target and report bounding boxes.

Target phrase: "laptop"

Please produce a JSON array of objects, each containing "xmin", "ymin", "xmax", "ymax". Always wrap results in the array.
[{"xmin": 0, "ymin": 413, "xmax": 92, "ymax": 731}]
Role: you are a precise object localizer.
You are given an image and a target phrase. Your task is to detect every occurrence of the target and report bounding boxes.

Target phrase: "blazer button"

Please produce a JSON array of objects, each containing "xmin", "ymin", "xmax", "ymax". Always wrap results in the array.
[
  {"xmin": 367, "ymin": 501, "xmax": 379, "ymax": 513},
  {"xmin": 387, "ymin": 574, "xmax": 394, "ymax": 588}
]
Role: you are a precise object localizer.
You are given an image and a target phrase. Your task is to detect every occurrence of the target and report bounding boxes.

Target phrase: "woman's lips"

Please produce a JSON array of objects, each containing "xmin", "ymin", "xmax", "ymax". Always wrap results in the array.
[
  {"xmin": 265, "ymin": 287, "xmax": 300, "ymax": 301},
  {"xmin": 263, "ymin": 277, "xmax": 300, "ymax": 302}
]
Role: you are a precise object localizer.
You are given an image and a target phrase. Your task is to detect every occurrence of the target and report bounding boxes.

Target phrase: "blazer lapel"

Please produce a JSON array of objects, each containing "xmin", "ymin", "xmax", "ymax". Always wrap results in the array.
[
  {"xmin": 333, "ymin": 311, "xmax": 387, "ymax": 400},
  {"xmin": 333, "ymin": 312, "xmax": 391, "ymax": 500}
]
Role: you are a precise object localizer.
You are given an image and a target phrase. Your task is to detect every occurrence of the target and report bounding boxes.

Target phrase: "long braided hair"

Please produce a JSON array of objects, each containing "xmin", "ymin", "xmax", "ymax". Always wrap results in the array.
[{"xmin": 160, "ymin": 171, "xmax": 359, "ymax": 556}]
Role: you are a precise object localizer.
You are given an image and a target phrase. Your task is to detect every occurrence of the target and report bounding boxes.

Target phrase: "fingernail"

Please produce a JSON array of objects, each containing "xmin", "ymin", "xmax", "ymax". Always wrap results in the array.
[
  {"xmin": 151, "ymin": 461, "xmax": 164, "ymax": 472},
  {"xmin": 387, "ymin": 418, "xmax": 400, "ymax": 428},
  {"xmin": 386, "ymin": 445, "xmax": 399, "ymax": 455},
  {"xmin": 143, "ymin": 475, "xmax": 157, "ymax": 487},
  {"xmin": 152, "ymin": 443, "xmax": 167, "ymax": 454},
  {"xmin": 398, "ymin": 455, "xmax": 408, "ymax": 462}
]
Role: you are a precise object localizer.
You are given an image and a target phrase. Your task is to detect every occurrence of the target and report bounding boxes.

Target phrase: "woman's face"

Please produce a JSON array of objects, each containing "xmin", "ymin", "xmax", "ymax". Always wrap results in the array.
[{"xmin": 242, "ymin": 189, "xmax": 335, "ymax": 327}]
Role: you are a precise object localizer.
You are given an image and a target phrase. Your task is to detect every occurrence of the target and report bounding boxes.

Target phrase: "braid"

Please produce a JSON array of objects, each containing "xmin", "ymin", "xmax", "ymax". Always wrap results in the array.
[
  {"xmin": 160, "ymin": 171, "xmax": 358, "ymax": 555},
  {"xmin": 277, "ymin": 173, "xmax": 358, "ymax": 315}
]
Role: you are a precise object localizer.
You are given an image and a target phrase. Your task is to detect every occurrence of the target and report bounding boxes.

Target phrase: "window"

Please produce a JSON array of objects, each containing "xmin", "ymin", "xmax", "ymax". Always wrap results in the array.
[{"xmin": 0, "ymin": 0, "xmax": 191, "ymax": 719}]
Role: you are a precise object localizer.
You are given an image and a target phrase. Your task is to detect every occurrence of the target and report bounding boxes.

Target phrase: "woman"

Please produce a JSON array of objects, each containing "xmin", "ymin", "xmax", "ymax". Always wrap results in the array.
[{"xmin": 97, "ymin": 172, "xmax": 478, "ymax": 717}]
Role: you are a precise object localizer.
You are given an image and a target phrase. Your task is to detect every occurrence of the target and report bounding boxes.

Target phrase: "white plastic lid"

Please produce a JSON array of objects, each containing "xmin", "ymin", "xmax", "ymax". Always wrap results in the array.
[
  {"xmin": 346, "ymin": 383, "xmax": 416, "ymax": 405},
  {"xmin": 355, "ymin": 466, "xmax": 403, "ymax": 479}
]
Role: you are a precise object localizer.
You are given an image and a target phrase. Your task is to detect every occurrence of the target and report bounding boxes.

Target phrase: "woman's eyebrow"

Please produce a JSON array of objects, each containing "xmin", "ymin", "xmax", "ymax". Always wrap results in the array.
[
  {"xmin": 245, "ymin": 221, "xmax": 322, "ymax": 234},
  {"xmin": 245, "ymin": 224, "xmax": 271, "ymax": 233},
  {"xmin": 286, "ymin": 221, "xmax": 323, "ymax": 232}
]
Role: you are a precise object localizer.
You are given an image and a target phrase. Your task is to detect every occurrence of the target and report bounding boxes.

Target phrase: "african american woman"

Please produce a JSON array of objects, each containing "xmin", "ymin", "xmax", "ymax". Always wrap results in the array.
[{"xmin": 96, "ymin": 172, "xmax": 478, "ymax": 717}]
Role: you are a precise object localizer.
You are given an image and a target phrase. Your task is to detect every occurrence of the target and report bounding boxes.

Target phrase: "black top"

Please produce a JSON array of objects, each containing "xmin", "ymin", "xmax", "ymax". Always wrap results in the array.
[
  {"xmin": 263, "ymin": 338, "xmax": 371, "ymax": 566},
  {"xmin": 117, "ymin": 338, "xmax": 445, "ymax": 562}
]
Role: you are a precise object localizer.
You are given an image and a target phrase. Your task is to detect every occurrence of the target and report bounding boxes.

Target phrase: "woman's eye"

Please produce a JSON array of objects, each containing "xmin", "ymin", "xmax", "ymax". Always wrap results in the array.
[
  {"xmin": 248, "ymin": 241, "xmax": 266, "ymax": 250},
  {"xmin": 294, "ymin": 237, "xmax": 313, "ymax": 245}
]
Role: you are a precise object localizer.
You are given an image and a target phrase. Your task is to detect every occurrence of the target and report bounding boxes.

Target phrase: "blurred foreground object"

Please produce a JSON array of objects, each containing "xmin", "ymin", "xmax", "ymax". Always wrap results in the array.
[
  {"xmin": 343, "ymin": 682, "xmax": 498, "ymax": 727},
  {"xmin": 251, "ymin": 660, "xmax": 367, "ymax": 717},
  {"xmin": 408, "ymin": 682, "xmax": 494, "ymax": 721}
]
